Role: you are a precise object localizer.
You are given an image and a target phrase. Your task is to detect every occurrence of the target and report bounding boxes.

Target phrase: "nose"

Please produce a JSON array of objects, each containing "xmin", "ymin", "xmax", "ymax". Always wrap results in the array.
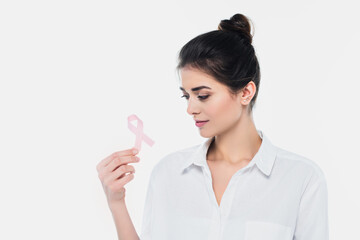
[{"xmin": 186, "ymin": 97, "xmax": 200, "ymax": 116}]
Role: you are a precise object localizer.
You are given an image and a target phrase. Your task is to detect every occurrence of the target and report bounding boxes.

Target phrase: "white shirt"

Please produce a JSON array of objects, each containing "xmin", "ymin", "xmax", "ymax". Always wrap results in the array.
[{"xmin": 139, "ymin": 129, "xmax": 329, "ymax": 240}]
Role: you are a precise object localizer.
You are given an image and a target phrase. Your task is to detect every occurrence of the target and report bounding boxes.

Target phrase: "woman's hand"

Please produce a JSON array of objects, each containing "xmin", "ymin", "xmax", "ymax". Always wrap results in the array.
[{"xmin": 96, "ymin": 148, "xmax": 140, "ymax": 206}]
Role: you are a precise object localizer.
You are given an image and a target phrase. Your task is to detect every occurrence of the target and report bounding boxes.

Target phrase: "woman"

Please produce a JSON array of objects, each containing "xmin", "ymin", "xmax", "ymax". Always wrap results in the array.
[{"xmin": 96, "ymin": 13, "xmax": 329, "ymax": 240}]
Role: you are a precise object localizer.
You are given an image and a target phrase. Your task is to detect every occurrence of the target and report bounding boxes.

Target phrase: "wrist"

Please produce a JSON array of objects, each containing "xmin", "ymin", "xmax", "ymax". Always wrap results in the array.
[{"xmin": 108, "ymin": 199, "xmax": 126, "ymax": 211}]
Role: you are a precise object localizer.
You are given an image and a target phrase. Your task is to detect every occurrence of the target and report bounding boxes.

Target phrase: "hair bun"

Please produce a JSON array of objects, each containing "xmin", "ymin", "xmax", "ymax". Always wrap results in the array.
[{"xmin": 218, "ymin": 13, "xmax": 253, "ymax": 44}]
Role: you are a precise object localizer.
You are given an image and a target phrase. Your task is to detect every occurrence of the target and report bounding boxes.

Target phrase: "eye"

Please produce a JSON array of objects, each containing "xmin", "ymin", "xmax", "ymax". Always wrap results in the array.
[
  {"xmin": 198, "ymin": 95, "xmax": 209, "ymax": 100},
  {"xmin": 180, "ymin": 95, "xmax": 209, "ymax": 100},
  {"xmin": 180, "ymin": 95, "xmax": 189, "ymax": 100}
]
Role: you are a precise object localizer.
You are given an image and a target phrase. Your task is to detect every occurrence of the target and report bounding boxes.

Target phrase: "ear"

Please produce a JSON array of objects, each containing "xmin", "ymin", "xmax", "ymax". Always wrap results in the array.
[{"xmin": 240, "ymin": 81, "xmax": 256, "ymax": 105}]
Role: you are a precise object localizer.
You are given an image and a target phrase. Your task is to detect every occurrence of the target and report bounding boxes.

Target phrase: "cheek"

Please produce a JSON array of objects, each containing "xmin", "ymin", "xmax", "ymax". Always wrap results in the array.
[{"xmin": 206, "ymin": 96, "xmax": 236, "ymax": 118}]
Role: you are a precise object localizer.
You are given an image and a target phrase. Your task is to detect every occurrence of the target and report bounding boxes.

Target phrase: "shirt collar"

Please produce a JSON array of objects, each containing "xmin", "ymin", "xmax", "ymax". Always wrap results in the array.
[{"xmin": 181, "ymin": 129, "xmax": 278, "ymax": 177}]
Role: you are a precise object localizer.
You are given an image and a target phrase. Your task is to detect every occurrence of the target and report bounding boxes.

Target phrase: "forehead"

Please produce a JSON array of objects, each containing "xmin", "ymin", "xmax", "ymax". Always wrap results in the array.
[{"xmin": 179, "ymin": 67, "xmax": 222, "ymax": 91}]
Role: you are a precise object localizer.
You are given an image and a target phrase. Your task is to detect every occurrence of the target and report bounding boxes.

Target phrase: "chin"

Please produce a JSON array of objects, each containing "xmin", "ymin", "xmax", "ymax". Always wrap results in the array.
[{"xmin": 198, "ymin": 130, "xmax": 215, "ymax": 139}]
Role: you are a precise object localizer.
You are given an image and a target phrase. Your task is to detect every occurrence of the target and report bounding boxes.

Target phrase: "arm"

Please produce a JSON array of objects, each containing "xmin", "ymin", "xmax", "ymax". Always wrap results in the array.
[
  {"xmin": 109, "ymin": 165, "xmax": 157, "ymax": 240},
  {"xmin": 293, "ymin": 168, "xmax": 329, "ymax": 240},
  {"xmin": 109, "ymin": 200, "xmax": 140, "ymax": 240}
]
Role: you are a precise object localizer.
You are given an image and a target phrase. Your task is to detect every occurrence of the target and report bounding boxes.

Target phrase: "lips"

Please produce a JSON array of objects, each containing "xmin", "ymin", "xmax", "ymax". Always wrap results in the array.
[
  {"xmin": 195, "ymin": 120, "xmax": 209, "ymax": 123},
  {"xmin": 195, "ymin": 120, "xmax": 209, "ymax": 127}
]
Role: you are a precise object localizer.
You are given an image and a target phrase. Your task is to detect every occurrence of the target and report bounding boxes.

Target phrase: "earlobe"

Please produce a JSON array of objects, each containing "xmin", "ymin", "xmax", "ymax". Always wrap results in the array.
[
  {"xmin": 241, "ymin": 82, "xmax": 256, "ymax": 104},
  {"xmin": 240, "ymin": 90, "xmax": 251, "ymax": 104}
]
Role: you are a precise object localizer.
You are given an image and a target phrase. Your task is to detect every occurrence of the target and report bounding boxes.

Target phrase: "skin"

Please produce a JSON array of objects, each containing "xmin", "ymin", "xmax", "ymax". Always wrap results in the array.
[
  {"xmin": 97, "ymin": 148, "xmax": 141, "ymax": 239},
  {"xmin": 179, "ymin": 66, "xmax": 262, "ymax": 168}
]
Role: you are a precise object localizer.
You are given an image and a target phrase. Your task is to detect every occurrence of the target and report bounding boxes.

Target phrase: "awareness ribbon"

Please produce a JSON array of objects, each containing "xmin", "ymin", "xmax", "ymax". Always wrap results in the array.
[{"xmin": 127, "ymin": 114, "xmax": 155, "ymax": 152}]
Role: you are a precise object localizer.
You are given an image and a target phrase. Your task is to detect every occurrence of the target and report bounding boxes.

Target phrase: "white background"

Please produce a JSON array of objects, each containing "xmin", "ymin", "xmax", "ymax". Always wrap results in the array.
[{"xmin": 1, "ymin": 0, "xmax": 359, "ymax": 239}]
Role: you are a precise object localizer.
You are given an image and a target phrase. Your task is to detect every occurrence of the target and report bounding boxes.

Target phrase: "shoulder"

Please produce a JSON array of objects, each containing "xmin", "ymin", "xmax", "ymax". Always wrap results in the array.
[
  {"xmin": 276, "ymin": 147, "xmax": 326, "ymax": 176},
  {"xmin": 151, "ymin": 144, "xmax": 200, "ymax": 176},
  {"xmin": 275, "ymin": 146, "xmax": 328, "ymax": 190}
]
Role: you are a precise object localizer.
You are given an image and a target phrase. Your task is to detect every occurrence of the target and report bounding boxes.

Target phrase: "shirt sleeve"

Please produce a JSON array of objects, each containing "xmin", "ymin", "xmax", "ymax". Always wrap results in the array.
[
  {"xmin": 293, "ymin": 168, "xmax": 329, "ymax": 240},
  {"xmin": 139, "ymin": 166, "xmax": 157, "ymax": 240}
]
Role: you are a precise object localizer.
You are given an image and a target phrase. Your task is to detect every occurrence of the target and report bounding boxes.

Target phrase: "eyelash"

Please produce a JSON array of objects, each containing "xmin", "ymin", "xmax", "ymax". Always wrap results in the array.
[{"xmin": 181, "ymin": 95, "xmax": 209, "ymax": 100}]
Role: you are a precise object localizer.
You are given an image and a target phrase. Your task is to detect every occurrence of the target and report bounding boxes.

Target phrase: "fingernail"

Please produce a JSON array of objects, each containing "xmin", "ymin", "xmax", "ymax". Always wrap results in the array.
[
  {"xmin": 135, "ymin": 156, "xmax": 140, "ymax": 161},
  {"xmin": 133, "ymin": 148, "xmax": 138, "ymax": 154}
]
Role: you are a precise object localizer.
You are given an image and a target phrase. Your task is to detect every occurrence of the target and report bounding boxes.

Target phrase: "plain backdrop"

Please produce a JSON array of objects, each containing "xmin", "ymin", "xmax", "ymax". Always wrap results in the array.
[{"xmin": 0, "ymin": 0, "xmax": 359, "ymax": 239}]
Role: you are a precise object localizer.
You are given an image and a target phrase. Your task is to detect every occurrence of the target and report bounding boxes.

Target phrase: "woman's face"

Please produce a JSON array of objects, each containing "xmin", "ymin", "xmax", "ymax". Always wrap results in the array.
[{"xmin": 179, "ymin": 66, "xmax": 250, "ymax": 138}]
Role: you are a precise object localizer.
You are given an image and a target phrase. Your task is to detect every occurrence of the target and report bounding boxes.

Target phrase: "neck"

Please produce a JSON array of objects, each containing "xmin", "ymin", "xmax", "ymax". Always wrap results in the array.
[{"xmin": 206, "ymin": 112, "xmax": 262, "ymax": 166}]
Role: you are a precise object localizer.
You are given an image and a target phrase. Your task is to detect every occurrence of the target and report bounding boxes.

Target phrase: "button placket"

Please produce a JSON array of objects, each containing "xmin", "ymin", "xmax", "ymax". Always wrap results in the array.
[{"xmin": 207, "ymin": 205, "xmax": 222, "ymax": 240}]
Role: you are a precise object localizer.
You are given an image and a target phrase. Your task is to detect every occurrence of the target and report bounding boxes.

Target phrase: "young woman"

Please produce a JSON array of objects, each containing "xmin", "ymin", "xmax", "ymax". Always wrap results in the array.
[{"xmin": 97, "ymin": 13, "xmax": 329, "ymax": 240}]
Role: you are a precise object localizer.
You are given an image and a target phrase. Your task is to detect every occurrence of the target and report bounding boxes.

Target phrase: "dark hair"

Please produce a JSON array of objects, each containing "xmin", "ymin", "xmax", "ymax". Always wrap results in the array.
[{"xmin": 176, "ymin": 13, "xmax": 260, "ymax": 114}]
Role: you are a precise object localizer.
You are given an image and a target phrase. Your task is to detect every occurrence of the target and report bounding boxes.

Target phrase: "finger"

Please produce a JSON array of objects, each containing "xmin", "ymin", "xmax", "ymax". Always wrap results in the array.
[
  {"xmin": 97, "ymin": 148, "xmax": 138, "ymax": 170},
  {"xmin": 110, "ymin": 164, "xmax": 135, "ymax": 182},
  {"xmin": 104, "ymin": 164, "xmax": 135, "ymax": 187},
  {"xmin": 105, "ymin": 155, "xmax": 139, "ymax": 173},
  {"xmin": 112, "ymin": 172, "xmax": 135, "ymax": 189},
  {"xmin": 105, "ymin": 148, "xmax": 139, "ymax": 168}
]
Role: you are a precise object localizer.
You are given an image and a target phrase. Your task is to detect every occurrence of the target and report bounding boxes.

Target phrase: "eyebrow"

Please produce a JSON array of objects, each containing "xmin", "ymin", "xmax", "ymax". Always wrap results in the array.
[{"xmin": 179, "ymin": 86, "xmax": 212, "ymax": 92}]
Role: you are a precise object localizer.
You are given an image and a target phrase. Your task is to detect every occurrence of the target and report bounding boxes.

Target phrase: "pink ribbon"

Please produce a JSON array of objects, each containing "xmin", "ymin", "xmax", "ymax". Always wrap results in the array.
[{"xmin": 127, "ymin": 114, "xmax": 155, "ymax": 152}]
